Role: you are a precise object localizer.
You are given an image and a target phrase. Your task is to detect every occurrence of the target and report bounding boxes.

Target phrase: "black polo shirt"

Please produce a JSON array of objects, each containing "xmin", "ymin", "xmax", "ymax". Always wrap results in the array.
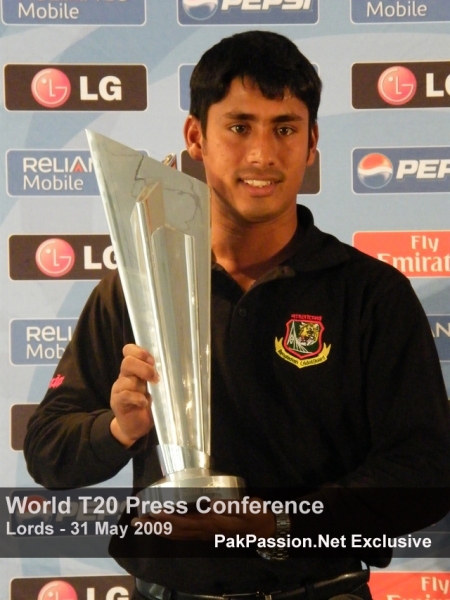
[{"xmin": 24, "ymin": 205, "xmax": 450, "ymax": 593}]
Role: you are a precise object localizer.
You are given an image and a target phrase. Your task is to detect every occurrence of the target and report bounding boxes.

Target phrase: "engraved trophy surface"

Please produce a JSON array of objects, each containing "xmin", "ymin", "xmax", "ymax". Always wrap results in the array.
[{"xmin": 86, "ymin": 131, "xmax": 244, "ymax": 511}]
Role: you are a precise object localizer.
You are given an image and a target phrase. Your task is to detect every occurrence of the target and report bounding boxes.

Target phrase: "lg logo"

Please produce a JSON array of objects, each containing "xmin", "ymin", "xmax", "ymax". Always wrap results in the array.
[
  {"xmin": 9, "ymin": 234, "xmax": 116, "ymax": 280},
  {"xmin": 79, "ymin": 75, "xmax": 122, "ymax": 102},
  {"xmin": 35, "ymin": 239, "xmax": 75, "ymax": 277},
  {"xmin": 5, "ymin": 64, "xmax": 147, "ymax": 111},
  {"xmin": 377, "ymin": 65, "xmax": 417, "ymax": 106},
  {"xmin": 31, "ymin": 69, "xmax": 71, "ymax": 108},
  {"xmin": 95, "ymin": 586, "xmax": 129, "ymax": 600},
  {"xmin": 352, "ymin": 61, "xmax": 450, "ymax": 109},
  {"xmin": 38, "ymin": 581, "xmax": 77, "ymax": 600},
  {"xmin": 38, "ymin": 581, "xmax": 129, "ymax": 600},
  {"xmin": 11, "ymin": 576, "xmax": 133, "ymax": 600},
  {"xmin": 34, "ymin": 238, "xmax": 115, "ymax": 278},
  {"xmin": 426, "ymin": 72, "xmax": 450, "ymax": 98},
  {"xmin": 377, "ymin": 65, "xmax": 450, "ymax": 106},
  {"xmin": 31, "ymin": 68, "xmax": 122, "ymax": 108}
]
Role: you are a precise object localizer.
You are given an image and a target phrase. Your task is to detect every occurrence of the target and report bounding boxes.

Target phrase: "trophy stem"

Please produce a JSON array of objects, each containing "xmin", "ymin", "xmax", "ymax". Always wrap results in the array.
[
  {"xmin": 133, "ymin": 187, "xmax": 208, "ymax": 463},
  {"xmin": 156, "ymin": 445, "xmax": 209, "ymax": 476},
  {"xmin": 131, "ymin": 198, "xmax": 179, "ymax": 444},
  {"xmin": 183, "ymin": 234, "xmax": 205, "ymax": 453}
]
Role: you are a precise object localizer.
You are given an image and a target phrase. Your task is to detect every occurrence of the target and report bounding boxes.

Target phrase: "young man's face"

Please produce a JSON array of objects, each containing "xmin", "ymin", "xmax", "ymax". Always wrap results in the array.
[{"xmin": 184, "ymin": 77, "xmax": 318, "ymax": 227}]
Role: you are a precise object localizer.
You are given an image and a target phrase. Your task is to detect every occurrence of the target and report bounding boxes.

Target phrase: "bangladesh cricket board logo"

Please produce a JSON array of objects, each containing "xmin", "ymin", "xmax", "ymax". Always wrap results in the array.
[{"xmin": 275, "ymin": 315, "xmax": 331, "ymax": 369}]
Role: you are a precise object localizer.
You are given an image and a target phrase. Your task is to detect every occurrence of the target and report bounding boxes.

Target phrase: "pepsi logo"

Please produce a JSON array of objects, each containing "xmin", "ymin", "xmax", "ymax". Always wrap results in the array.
[
  {"xmin": 377, "ymin": 65, "xmax": 417, "ymax": 106},
  {"xmin": 353, "ymin": 147, "xmax": 450, "ymax": 194},
  {"xmin": 178, "ymin": 0, "xmax": 317, "ymax": 24},
  {"xmin": 357, "ymin": 153, "xmax": 394, "ymax": 189},
  {"xmin": 15, "ymin": 495, "xmax": 52, "ymax": 526},
  {"xmin": 182, "ymin": 0, "xmax": 218, "ymax": 20}
]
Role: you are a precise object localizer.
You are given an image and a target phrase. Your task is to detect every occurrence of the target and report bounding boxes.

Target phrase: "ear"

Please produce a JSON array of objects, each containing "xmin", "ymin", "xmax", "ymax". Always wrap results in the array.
[
  {"xmin": 184, "ymin": 115, "xmax": 204, "ymax": 162},
  {"xmin": 306, "ymin": 122, "xmax": 319, "ymax": 166}
]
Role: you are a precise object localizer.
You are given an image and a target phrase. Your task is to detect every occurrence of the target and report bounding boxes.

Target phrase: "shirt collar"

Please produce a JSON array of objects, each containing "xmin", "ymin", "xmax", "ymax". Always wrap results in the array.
[{"xmin": 285, "ymin": 205, "xmax": 350, "ymax": 272}]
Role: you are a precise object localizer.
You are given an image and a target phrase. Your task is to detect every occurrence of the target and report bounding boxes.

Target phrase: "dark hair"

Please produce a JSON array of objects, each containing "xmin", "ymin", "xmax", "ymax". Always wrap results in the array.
[{"xmin": 190, "ymin": 30, "xmax": 322, "ymax": 134}]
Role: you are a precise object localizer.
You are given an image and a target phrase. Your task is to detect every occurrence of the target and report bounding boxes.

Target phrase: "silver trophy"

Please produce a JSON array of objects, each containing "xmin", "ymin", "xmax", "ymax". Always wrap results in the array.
[{"xmin": 86, "ymin": 131, "xmax": 244, "ymax": 511}]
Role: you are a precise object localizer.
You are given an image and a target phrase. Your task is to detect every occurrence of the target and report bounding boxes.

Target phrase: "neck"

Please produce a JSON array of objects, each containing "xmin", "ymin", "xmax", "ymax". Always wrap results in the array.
[{"xmin": 212, "ymin": 207, "xmax": 298, "ymax": 291}]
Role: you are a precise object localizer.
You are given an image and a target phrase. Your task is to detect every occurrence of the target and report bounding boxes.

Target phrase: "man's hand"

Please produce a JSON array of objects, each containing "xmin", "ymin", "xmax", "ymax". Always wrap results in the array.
[
  {"xmin": 110, "ymin": 344, "xmax": 159, "ymax": 448},
  {"xmin": 133, "ymin": 498, "xmax": 277, "ymax": 541}
]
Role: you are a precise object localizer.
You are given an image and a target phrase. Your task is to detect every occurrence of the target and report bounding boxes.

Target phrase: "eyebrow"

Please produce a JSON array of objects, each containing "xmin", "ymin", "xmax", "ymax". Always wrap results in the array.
[{"xmin": 222, "ymin": 111, "xmax": 305, "ymax": 123}]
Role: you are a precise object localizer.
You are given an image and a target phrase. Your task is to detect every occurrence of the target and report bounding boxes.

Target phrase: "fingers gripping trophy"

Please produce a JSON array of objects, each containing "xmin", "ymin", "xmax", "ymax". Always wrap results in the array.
[{"xmin": 86, "ymin": 131, "xmax": 244, "ymax": 513}]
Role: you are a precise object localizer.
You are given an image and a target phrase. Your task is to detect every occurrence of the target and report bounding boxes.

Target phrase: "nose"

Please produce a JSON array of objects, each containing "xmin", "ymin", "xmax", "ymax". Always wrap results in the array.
[{"xmin": 246, "ymin": 128, "xmax": 275, "ymax": 167}]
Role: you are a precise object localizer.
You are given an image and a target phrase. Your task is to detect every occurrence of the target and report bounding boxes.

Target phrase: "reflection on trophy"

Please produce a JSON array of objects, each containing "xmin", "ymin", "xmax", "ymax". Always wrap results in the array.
[{"xmin": 86, "ymin": 131, "xmax": 244, "ymax": 513}]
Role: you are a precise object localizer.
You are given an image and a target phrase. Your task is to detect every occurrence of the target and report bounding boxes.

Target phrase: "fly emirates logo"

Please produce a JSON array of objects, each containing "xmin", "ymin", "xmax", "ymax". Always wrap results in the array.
[
  {"xmin": 370, "ymin": 572, "xmax": 450, "ymax": 600},
  {"xmin": 353, "ymin": 231, "xmax": 450, "ymax": 277}
]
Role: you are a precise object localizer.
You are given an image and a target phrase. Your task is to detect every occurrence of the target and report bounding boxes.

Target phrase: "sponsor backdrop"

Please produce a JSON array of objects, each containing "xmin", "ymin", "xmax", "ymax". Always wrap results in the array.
[{"xmin": 1, "ymin": 0, "xmax": 449, "ymax": 597}]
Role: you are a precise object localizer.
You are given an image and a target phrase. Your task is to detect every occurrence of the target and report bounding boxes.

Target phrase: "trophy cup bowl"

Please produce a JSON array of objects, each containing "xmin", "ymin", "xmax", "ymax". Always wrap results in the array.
[{"xmin": 86, "ymin": 131, "xmax": 244, "ymax": 513}]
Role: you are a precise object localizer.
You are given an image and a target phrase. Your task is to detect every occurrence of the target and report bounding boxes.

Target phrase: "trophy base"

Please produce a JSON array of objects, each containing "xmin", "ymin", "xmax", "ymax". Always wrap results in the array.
[{"xmin": 136, "ymin": 468, "xmax": 245, "ymax": 516}]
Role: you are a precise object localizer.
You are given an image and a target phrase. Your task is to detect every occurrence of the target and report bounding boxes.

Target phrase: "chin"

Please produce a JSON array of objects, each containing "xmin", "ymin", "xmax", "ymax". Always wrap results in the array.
[{"xmin": 235, "ymin": 208, "xmax": 279, "ymax": 225}]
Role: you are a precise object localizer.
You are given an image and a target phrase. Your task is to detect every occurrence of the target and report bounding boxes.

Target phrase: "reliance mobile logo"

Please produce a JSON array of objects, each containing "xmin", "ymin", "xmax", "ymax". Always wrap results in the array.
[
  {"xmin": 353, "ymin": 231, "xmax": 450, "ymax": 278},
  {"xmin": 351, "ymin": 1, "xmax": 450, "ymax": 23},
  {"xmin": 178, "ymin": 0, "xmax": 318, "ymax": 25},
  {"xmin": 10, "ymin": 318, "xmax": 77, "ymax": 366},
  {"xmin": 7, "ymin": 150, "xmax": 97, "ymax": 196},
  {"xmin": 2, "ymin": 0, "xmax": 146, "ymax": 25},
  {"xmin": 4, "ymin": 64, "xmax": 147, "ymax": 111},
  {"xmin": 428, "ymin": 315, "xmax": 450, "ymax": 362},
  {"xmin": 352, "ymin": 61, "xmax": 450, "ymax": 109},
  {"xmin": 353, "ymin": 147, "xmax": 450, "ymax": 194}
]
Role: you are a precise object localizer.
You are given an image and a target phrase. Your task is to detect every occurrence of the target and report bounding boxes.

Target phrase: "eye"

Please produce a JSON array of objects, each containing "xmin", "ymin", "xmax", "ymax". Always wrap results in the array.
[
  {"xmin": 277, "ymin": 126, "xmax": 295, "ymax": 136},
  {"xmin": 230, "ymin": 124, "xmax": 248, "ymax": 134}
]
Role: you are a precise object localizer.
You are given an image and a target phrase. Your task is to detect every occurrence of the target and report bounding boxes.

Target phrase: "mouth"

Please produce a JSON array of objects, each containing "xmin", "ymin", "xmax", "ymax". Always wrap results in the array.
[
  {"xmin": 242, "ymin": 179, "xmax": 275, "ymax": 188},
  {"xmin": 237, "ymin": 171, "xmax": 284, "ymax": 196}
]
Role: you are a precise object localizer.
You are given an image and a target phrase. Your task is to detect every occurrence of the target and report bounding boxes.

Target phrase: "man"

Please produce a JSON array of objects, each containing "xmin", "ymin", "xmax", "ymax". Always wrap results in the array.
[{"xmin": 24, "ymin": 31, "xmax": 450, "ymax": 600}]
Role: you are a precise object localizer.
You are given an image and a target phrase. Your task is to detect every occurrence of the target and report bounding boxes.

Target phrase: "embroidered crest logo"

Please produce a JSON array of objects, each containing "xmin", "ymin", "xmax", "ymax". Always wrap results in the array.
[{"xmin": 275, "ymin": 314, "xmax": 331, "ymax": 369}]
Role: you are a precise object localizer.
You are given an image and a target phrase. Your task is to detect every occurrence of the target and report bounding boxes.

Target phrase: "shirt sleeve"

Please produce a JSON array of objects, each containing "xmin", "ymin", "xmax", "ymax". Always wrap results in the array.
[{"xmin": 23, "ymin": 272, "xmax": 145, "ymax": 489}]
